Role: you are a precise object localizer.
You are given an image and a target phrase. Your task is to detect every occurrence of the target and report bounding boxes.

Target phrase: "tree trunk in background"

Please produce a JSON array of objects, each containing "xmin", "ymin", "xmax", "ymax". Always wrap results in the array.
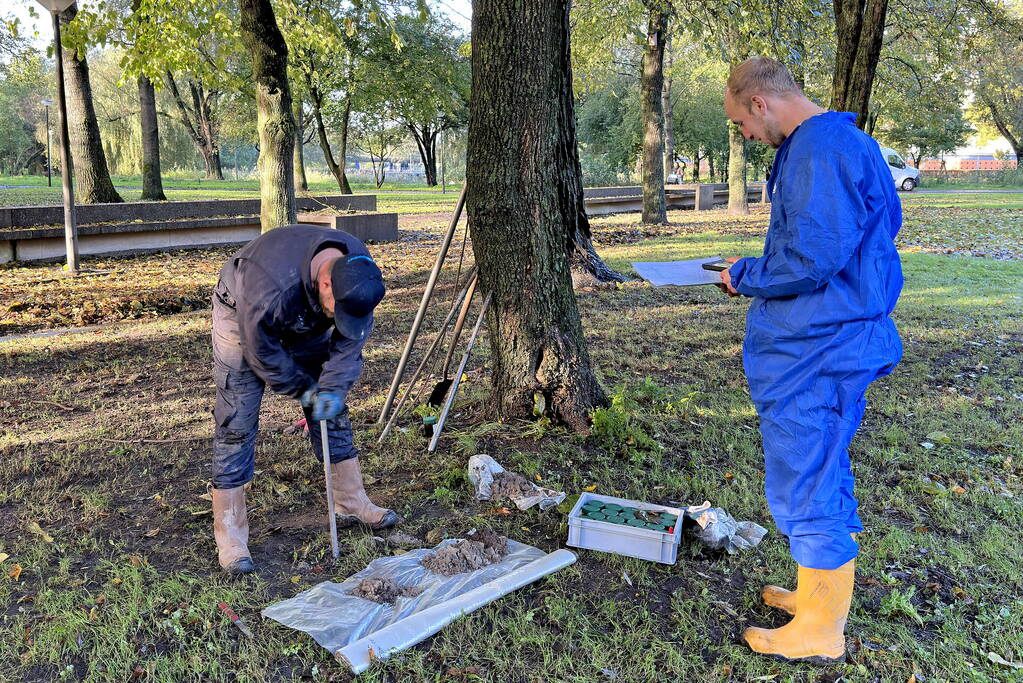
[
  {"xmin": 310, "ymin": 85, "xmax": 353, "ymax": 194},
  {"xmin": 165, "ymin": 74, "xmax": 224, "ymax": 180},
  {"xmin": 409, "ymin": 123, "xmax": 439, "ymax": 186},
  {"xmin": 831, "ymin": 0, "xmax": 888, "ymax": 129},
  {"xmin": 708, "ymin": 154, "xmax": 715, "ymax": 180},
  {"xmin": 467, "ymin": 0, "xmax": 612, "ymax": 431},
  {"xmin": 293, "ymin": 96, "xmax": 308, "ymax": 191},
  {"xmin": 727, "ymin": 122, "xmax": 748, "ymax": 214},
  {"xmin": 981, "ymin": 94, "xmax": 1023, "ymax": 161},
  {"xmin": 137, "ymin": 74, "xmax": 166, "ymax": 201},
  {"xmin": 691, "ymin": 157, "xmax": 700, "ymax": 182},
  {"xmin": 59, "ymin": 6, "xmax": 123, "ymax": 204},
  {"xmin": 640, "ymin": 2, "xmax": 668, "ymax": 224},
  {"xmin": 241, "ymin": 0, "xmax": 296, "ymax": 232},
  {"xmin": 661, "ymin": 34, "xmax": 674, "ymax": 181}
]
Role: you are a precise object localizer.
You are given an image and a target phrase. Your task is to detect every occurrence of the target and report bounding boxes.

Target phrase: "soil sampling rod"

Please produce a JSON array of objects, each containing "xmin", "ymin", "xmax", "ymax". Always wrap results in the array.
[
  {"xmin": 378, "ymin": 185, "xmax": 468, "ymax": 424},
  {"xmin": 429, "ymin": 292, "xmax": 492, "ymax": 452},
  {"xmin": 321, "ymin": 420, "xmax": 339, "ymax": 559}
]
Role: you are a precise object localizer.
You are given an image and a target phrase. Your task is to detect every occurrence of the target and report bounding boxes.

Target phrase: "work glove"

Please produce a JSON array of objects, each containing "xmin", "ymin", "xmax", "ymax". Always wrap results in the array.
[{"xmin": 304, "ymin": 390, "xmax": 343, "ymax": 422}]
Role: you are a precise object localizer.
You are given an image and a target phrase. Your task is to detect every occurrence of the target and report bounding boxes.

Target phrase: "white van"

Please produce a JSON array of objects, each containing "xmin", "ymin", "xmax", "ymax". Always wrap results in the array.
[{"xmin": 880, "ymin": 147, "xmax": 920, "ymax": 191}]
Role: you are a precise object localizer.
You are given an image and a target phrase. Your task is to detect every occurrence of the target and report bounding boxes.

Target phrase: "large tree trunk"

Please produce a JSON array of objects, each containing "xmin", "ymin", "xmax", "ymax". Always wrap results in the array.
[
  {"xmin": 59, "ymin": 6, "xmax": 122, "ymax": 204},
  {"xmin": 137, "ymin": 74, "xmax": 166, "ymax": 201},
  {"xmin": 661, "ymin": 33, "xmax": 674, "ymax": 181},
  {"xmin": 293, "ymin": 96, "xmax": 308, "ymax": 191},
  {"xmin": 640, "ymin": 2, "xmax": 668, "ymax": 224},
  {"xmin": 831, "ymin": 0, "xmax": 889, "ymax": 129},
  {"xmin": 241, "ymin": 0, "xmax": 296, "ymax": 232},
  {"xmin": 727, "ymin": 122, "xmax": 748, "ymax": 214},
  {"xmin": 467, "ymin": 0, "xmax": 611, "ymax": 432}
]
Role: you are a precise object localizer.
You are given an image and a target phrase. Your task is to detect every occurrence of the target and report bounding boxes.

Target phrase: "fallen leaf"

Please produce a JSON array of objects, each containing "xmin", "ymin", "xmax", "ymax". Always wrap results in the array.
[
  {"xmin": 951, "ymin": 485, "xmax": 967, "ymax": 494},
  {"xmin": 926, "ymin": 431, "xmax": 952, "ymax": 444},
  {"xmin": 493, "ymin": 507, "xmax": 512, "ymax": 516},
  {"xmin": 0, "ymin": 552, "xmax": 9, "ymax": 563},
  {"xmin": 144, "ymin": 528, "xmax": 160, "ymax": 538},
  {"xmin": 8, "ymin": 564, "xmax": 23, "ymax": 581},
  {"xmin": 198, "ymin": 492, "xmax": 213, "ymax": 502},
  {"xmin": 583, "ymin": 484, "xmax": 597, "ymax": 492},
  {"xmin": 988, "ymin": 652, "xmax": 1023, "ymax": 669},
  {"xmin": 128, "ymin": 555, "xmax": 143, "ymax": 566},
  {"xmin": 111, "ymin": 577, "xmax": 122, "ymax": 585},
  {"xmin": 95, "ymin": 593, "xmax": 106, "ymax": 605},
  {"xmin": 290, "ymin": 575, "xmax": 301, "ymax": 584},
  {"xmin": 26, "ymin": 521, "xmax": 53, "ymax": 543}
]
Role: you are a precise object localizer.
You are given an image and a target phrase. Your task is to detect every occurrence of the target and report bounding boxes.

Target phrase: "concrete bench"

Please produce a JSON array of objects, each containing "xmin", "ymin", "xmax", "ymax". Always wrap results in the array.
[
  {"xmin": 583, "ymin": 183, "xmax": 768, "ymax": 216},
  {"xmin": 0, "ymin": 194, "xmax": 395, "ymax": 264}
]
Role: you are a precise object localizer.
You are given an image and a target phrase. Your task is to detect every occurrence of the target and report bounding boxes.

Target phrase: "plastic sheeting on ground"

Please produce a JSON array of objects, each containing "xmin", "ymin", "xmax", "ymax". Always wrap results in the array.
[
  {"xmin": 262, "ymin": 538, "xmax": 576, "ymax": 674},
  {"xmin": 683, "ymin": 501, "xmax": 768, "ymax": 554}
]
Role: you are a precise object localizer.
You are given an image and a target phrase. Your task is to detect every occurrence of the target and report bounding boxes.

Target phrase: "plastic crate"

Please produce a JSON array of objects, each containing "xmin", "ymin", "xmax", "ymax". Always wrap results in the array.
[{"xmin": 566, "ymin": 492, "xmax": 683, "ymax": 565}]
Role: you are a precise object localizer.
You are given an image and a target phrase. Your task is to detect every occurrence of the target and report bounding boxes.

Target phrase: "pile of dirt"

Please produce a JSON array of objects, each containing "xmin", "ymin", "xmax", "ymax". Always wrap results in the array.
[
  {"xmin": 421, "ymin": 530, "xmax": 509, "ymax": 576},
  {"xmin": 490, "ymin": 471, "xmax": 536, "ymax": 501},
  {"xmin": 349, "ymin": 577, "xmax": 423, "ymax": 604}
]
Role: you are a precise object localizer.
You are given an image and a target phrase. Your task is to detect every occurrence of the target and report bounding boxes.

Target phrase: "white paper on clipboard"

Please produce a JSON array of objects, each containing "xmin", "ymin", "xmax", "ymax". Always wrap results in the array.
[{"xmin": 631, "ymin": 257, "xmax": 725, "ymax": 287}]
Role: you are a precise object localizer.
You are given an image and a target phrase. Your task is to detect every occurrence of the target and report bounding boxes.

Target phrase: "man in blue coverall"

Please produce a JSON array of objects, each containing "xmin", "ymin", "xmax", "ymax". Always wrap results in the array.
[
  {"xmin": 210, "ymin": 225, "xmax": 399, "ymax": 574},
  {"xmin": 719, "ymin": 57, "xmax": 903, "ymax": 661}
]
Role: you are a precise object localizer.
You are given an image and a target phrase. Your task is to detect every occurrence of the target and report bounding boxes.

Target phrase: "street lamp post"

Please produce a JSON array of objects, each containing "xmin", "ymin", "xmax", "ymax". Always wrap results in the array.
[
  {"xmin": 36, "ymin": 0, "xmax": 79, "ymax": 274},
  {"xmin": 40, "ymin": 98, "xmax": 52, "ymax": 187}
]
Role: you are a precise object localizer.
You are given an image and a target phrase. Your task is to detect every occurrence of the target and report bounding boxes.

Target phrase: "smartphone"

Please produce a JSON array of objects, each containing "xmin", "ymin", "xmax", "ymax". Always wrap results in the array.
[{"xmin": 701, "ymin": 260, "xmax": 730, "ymax": 272}]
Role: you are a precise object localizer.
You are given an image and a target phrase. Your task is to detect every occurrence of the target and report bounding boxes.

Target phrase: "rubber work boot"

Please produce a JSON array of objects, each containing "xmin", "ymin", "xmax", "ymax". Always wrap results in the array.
[
  {"xmin": 761, "ymin": 534, "xmax": 858, "ymax": 616},
  {"xmin": 211, "ymin": 486, "xmax": 255, "ymax": 574},
  {"xmin": 743, "ymin": 559, "xmax": 855, "ymax": 662},
  {"xmin": 330, "ymin": 457, "xmax": 400, "ymax": 529}
]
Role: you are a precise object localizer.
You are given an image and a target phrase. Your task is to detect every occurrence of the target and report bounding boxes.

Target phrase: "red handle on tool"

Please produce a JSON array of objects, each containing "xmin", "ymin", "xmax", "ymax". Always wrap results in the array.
[{"xmin": 218, "ymin": 601, "xmax": 254, "ymax": 638}]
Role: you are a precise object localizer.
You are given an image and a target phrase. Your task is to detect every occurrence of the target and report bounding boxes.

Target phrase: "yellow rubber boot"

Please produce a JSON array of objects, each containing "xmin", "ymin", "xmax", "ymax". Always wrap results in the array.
[
  {"xmin": 760, "ymin": 534, "xmax": 857, "ymax": 616},
  {"xmin": 744, "ymin": 559, "xmax": 854, "ymax": 662}
]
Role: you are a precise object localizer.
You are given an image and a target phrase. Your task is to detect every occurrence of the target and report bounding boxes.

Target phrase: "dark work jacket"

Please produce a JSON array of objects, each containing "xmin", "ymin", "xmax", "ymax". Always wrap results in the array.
[{"xmin": 214, "ymin": 224, "xmax": 373, "ymax": 399}]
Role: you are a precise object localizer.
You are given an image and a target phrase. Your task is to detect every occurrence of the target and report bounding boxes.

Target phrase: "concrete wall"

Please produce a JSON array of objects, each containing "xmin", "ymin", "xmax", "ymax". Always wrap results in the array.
[
  {"xmin": 583, "ymin": 183, "xmax": 767, "ymax": 216},
  {"xmin": 0, "ymin": 194, "xmax": 376, "ymax": 229}
]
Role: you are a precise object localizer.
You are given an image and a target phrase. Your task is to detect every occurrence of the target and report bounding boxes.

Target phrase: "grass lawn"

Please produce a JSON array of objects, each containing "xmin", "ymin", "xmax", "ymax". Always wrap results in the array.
[{"xmin": 1, "ymin": 195, "xmax": 1021, "ymax": 681}]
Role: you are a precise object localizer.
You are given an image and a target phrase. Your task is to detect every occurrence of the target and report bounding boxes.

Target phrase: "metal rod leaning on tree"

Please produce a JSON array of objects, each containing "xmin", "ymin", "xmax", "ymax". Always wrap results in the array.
[
  {"xmin": 378, "ymin": 269, "xmax": 478, "ymax": 443},
  {"xmin": 377, "ymin": 185, "xmax": 468, "ymax": 424},
  {"xmin": 428, "ymin": 292, "xmax": 492, "ymax": 453},
  {"xmin": 321, "ymin": 420, "xmax": 339, "ymax": 559},
  {"xmin": 427, "ymin": 274, "xmax": 480, "ymax": 406}
]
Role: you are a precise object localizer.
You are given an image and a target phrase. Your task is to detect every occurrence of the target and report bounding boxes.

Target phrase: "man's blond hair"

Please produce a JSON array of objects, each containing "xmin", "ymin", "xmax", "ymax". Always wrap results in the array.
[{"xmin": 726, "ymin": 57, "xmax": 800, "ymax": 107}]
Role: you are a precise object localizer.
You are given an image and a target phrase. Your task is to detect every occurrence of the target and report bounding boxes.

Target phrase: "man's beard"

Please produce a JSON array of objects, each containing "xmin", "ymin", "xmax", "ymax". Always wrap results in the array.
[{"xmin": 765, "ymin": 120, "xmax": 786, "ymax": 148}]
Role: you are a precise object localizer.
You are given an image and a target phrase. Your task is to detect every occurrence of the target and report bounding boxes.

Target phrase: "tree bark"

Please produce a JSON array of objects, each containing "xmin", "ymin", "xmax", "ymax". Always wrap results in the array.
[
  {"xmin": 137, "ymin": 74, "xmax": 166, "ymax": 201},
  {"xmin": 661, "ymin": 33, "xmax": 675, "ymax": 181},
  {"xmin": 831, "ymin": 0, "xmax": 889, "ymax": 130},
  {"xmin": 640, "ymin": 2, "xmax": 668, "ymax": 224},
  {"xmin": 241, "ymin": 0, "xmax": 296, "ymax": 232},
  {"xmin": 467, "ymin": 0, "xmax": 612, "ymax": 431},
  {"xmin": 293, "ymin": 95, "xmax": 308, "ymax": 191},
  {"xmin": 59, "ymin": 5, "xmax": 122, "ymax": 204},
  {"xmin": 727, "ymin": 122, "xmax": 748, "ymax": 214}
]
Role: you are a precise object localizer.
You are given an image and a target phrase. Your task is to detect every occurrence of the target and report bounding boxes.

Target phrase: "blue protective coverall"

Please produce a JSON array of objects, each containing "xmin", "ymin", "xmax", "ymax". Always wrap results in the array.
[{"xmin": 728, "ymin": 112, "xmax": 903, "ymax": 570}]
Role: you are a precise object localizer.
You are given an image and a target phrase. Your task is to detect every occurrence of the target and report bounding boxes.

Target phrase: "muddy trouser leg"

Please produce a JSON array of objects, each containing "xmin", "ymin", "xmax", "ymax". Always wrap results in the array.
[
  {"xmin": 212, "ymin": 299, "xmax": 265, "ymax": 489},
  {"xmin": 305, "ymin": 405, "xmax": 358, "ymax": 464}
]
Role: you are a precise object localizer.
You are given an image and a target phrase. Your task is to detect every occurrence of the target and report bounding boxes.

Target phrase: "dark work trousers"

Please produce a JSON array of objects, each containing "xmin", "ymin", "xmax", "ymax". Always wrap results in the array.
[{"xmin": 211, "ymin": 293, "xmax": 357, "ymax": 490}]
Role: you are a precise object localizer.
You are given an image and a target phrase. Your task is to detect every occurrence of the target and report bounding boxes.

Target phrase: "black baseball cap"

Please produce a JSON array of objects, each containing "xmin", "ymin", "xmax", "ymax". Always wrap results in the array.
[{"xmin": 330, "ymin": 255, "xmax": 385, "ymax": 341}]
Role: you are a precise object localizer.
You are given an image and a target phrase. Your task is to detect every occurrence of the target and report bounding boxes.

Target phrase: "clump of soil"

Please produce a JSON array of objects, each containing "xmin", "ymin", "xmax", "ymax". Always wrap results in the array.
[
  {"xmin": 421, "ymin": 530, "xmax": 509, "ymax": 576},
  {"xmin": 349, "ymin": 577, "xmax": 423, "ymax": 604},
  {"xmin": 490, "ymin": 471, "xmax": 536, "ymax": 501}
]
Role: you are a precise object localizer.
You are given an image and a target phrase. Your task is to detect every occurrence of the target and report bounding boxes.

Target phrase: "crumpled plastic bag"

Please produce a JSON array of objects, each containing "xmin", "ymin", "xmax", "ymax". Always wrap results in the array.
[
  {"xmin": 683, "ymin": 501, "xmax": 768, "ymax": 554},
  {"xmin": 468, "ymin": 454, "xmax": 565, "ymax": 511}
]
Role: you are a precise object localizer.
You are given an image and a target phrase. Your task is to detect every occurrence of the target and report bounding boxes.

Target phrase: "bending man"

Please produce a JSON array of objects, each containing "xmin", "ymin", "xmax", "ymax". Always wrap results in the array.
[
  {"xmin": 211, "ymin": 224, "xmax": 399, "ymax": 574},
  {"xmin": 720, "ymin": 57, "xmax": 903, "ymax": 661}
]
